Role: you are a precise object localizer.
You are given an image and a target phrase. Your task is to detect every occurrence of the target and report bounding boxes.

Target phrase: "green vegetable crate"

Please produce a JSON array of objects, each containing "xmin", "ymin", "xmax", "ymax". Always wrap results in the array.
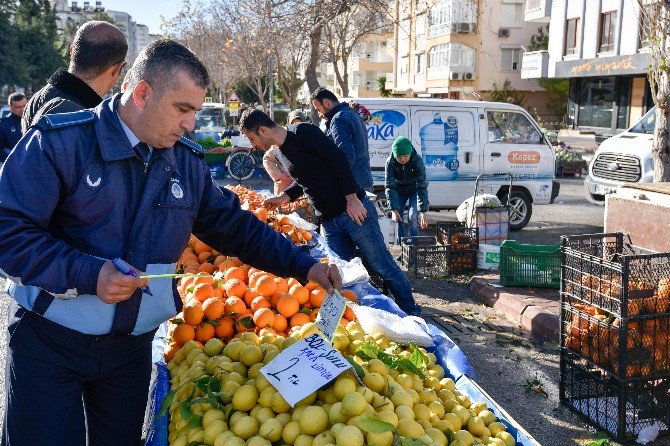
[{"xmin": 499, "ymin": 240, "xmax": 561, "ymax": 288}]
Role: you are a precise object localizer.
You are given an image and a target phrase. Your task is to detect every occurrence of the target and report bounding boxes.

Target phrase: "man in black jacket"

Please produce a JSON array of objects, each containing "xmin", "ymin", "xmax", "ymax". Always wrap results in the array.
[{"xmin": 22, "ymin": 21, "xmax": 127, "ymax": 132}]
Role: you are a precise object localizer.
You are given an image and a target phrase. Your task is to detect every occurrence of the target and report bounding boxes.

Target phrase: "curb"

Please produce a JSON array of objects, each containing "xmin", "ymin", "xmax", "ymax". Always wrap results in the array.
[{"xmin": 469, "ymin": 276, "xmax": 560, "ymax": 342}]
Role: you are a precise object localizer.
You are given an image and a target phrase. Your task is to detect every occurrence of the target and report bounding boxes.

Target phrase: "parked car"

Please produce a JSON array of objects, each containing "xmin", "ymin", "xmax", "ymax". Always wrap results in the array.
[
  {"xmin": 351, "ymin": 98, "xmax": 559, "ymax": 230},
  {"xmin": 194, "ymin": 102, "xmax": 227, "ymax": 141},
  {"xmin": 584, "ymin": 106, "xmax": 655, "ymax": 205},
  {"xmin": 0, "ymin": 106, "xmax": 10, "ymax": 119}
]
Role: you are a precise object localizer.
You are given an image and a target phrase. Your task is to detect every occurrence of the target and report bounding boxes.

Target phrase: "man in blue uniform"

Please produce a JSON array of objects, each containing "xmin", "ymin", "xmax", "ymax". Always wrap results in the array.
[
  {"xmin": 0, "ymin": 40, "xmax": 340, "ymax": 445},
  {"xmin": 0, "ymin": 93, "xmax": 26, "ymax": 163}
]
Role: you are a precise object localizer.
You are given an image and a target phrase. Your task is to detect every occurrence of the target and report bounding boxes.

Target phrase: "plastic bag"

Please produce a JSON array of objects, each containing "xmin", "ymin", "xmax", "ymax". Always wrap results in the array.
[
  {"xmin": 456, "ymin": 194, "xmax": 502, "ymax": 226},
  {"xmin": 351, "ymin": 303, "xmax": 434, "ymax": 347},
  {"xmin": 326, "ymin": 256, "xmax": 369, "ymax": 286},
  {"xmin": 276, "ymin": 212, "xmax": 317, "ymax": 231}
]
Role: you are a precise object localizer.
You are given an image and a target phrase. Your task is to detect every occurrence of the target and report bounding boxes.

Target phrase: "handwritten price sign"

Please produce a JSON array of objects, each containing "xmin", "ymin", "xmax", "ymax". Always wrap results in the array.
[
  {"xmin": 315, "ymin": 290, "xmax": 347, "ymax": 342},
  {"xmin": 260, "ymin": 333, "xmax": 352, "ymax": 406}
]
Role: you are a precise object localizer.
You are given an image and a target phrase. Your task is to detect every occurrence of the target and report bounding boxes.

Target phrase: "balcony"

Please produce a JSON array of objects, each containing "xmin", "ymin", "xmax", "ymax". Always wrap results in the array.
[
  {"xmin": 351, "ymin": 56, "xmax": 393, "ymax": 72},
  {"xmin": 427, "ymin": 67, "xmax": 476, "ymax": 81},
  {"xmin": 521, "ymin": 50, "xmax": 549, "ymax": 79},
  {"xmin": 524, "ymin": 0, "xmax": 551, "ymax": 23}
]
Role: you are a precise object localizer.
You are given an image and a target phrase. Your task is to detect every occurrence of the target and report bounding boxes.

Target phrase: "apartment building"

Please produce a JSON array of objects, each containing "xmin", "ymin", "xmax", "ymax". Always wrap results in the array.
[
  {"xmin": 521, "ymin": 0, "xmax": 653, "ymax": 136},
  {"xmin": 387, "ymin": 0, "xmax": 548, "ymax": 111}
]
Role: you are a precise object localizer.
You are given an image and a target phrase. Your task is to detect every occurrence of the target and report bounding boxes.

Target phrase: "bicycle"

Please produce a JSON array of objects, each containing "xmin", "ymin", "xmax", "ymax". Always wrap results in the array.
[{"xmin": 225, "ymin": 148, "xmax": 265, "ymax": 181}]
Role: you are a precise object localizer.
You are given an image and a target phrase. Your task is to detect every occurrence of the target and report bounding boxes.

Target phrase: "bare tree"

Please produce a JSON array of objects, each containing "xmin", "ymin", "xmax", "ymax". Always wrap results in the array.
[{"xmin": 639, "ymin": 1, "xmax": 670, "ymax": 181}]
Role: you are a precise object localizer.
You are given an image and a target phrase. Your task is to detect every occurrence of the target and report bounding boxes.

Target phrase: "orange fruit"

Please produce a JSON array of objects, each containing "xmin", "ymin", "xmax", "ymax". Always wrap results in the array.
[
  {"xmin": 339, "ymin": 318, "xmax": 349, "ymax": 327},
  {"xmin": 197, "ymin": 262, "xmax": 216, "ymax": 274},
  {"xmin": 341, "ymin": 290, "xmax": 358, "ymax": 303},
  {"xmin": 213, "ymin": 255, "xmax": 226, "ymax": 267},
  {"xmin": 254, "ymin": 208, "xmax": 268, "ymax": 221},
  {"xmin": 253, "ymin": 308, "xmax": 275, "ymax": 329},
  {"xmin": 179, "ymin": 276, "xmax": 196, "ymax": 293},
  {"xmin": 272, "ymin": 314, "xmax": 288, "ymax": 332},
  {"xmin": 270, "ymin": 291, "xmax": 288, "ymax": 307},
  {"xmin": 251, "ymin": 296, "xmax": 271, "ymax": 312},
  {"xmin": 197, "ymin": 251, "xmax": 212, "ymax": 263},
  {"xmin": 172, "ymin": 323, "xmax": 195, "ymax": 344},
  {"xmin": 225, "ymin": 267, "xmax": 247, "ymax": 283},
  {"xmin": 195, "ymin": 322, "xmax": 215, "ymax": 342},
  {"xmin": 210, "ymin": 285, "xmax": 224, "ymax": 298},
  {"xmin": 289, "ymin": 284, "xmax": 309, "ymax": 305},
  {"xmin": 287, "ymin": 278, "xmax": 300, "ymax": 287},
  {"xmin": 309, "ymin": 288, "xmax": 326, "ymax": 307},
  {"xmin": 243, "ymin": 288, "xmax": 261, "ymax": 307},
  {"xmin": 223, "ymin": 279, "xmax": 246, "ymax": 298},
  {"xmin": 183, "ymin": 302, "xmax": 204, "ymax": 325},
  {"xmin": 192, "ymin": 274, "xmax": 214, "ymax": 287},
  {"xmin": 163, "ymin": 342, "xmax": 180, "ymax": 362},
  {"xmin": 300, "ymin": 230, "xmax": 313, "ymax": 242},
  {"xmin": 192, "ymin": 239, "xmax": 210, "ymax": 254},
  {"xmin": 248, "ymin": 272, "xmax": 265, "ymax": 289},
  {"xmin": 290, "ymin": 312, "xmax": 310, "ymax": 327},
  {"xmin": 305, "ymin": 282, "xmax": 319, "ymax": 291},
  {"xmin": 202, "ymin": 297, "xmax": 225, "ymax": 320},
  {"xmin": 274, "ymin": 278, "xmax": 289, "ymax": 293},
  {"xmin": 258, "ymin": 327, "xmax": 276, "ymax": 337},
  {"xmin": 224, "ymin": 297, "xmax": 246, "ymax": 315},
  {"xmin": 235, "ymin": 315, "xmax": 256, "ymax": 333},
  {"xmin": 310, "ymin": 308, "xmax": 319, "ymax": 321},
  {"xmin": 254, "ymin": 275, "xmax": 276, "ymax": 297},
  {"xmin": 215, "ymin": 316, "xmax": 236, "ymax": 339},
  {"xmin": 192, "ymin": 283, "xmax": 215, "ymax": 302},
  {"xmin": 277, "ymin": 294, "xmax": 299, "ymax": 318},
  {"xmin": 343, "ymin": 306, "xmax": 356, "ymax": 321}
]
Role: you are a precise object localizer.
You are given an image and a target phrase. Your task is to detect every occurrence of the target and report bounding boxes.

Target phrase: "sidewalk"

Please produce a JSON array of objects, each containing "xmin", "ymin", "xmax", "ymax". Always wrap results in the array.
[{"xmin": 469, "ymin": 274, "xmax": 560, "ymax": 343}]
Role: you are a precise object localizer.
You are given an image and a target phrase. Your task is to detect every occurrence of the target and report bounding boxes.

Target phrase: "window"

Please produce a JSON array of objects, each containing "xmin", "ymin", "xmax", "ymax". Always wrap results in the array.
[
  {"xmin": 487, "ymin": 111, "xmax": 542, "ymax": 144},
  {"xmin": 565, "ymin": 18, "xmax": 579, "ymax": 55},
  {"xmin": 599, "ymin": 11, "xmax": 617, "ymax": 53},
  {"xmin": 502, "ymin": 0, "xmax": 524, "ymax": 27},
  {"xmin": 428, "ymin": 44, "xmax": 449, "ymax": 69},
  {"xmin": 500, "ymin": 47, "xmax": 521, "ymax": 71},
  {"xmin": 428, "ymin": 0, "xmax": 451, "ymax": 37},
  {"xmin": 428, "ymin": 43, "xmax": 475, "ymax": 69},
  {"xmin": 415, "ymin": 13, "xmax": 426, "ymax": 37},
  {"xmin": 415, "ymin": 54, "xmax": 423, "ymax": 73}
]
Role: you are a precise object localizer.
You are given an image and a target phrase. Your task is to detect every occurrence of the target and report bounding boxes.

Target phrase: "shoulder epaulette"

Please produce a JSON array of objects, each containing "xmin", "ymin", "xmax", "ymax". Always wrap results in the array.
[
  {"xmin": 179, "ymin": 136, "xmax": 204, "ymax": 159},
  {"xmin": 36, "ymin": 110, "xmax": 96, "ymax": 130}
]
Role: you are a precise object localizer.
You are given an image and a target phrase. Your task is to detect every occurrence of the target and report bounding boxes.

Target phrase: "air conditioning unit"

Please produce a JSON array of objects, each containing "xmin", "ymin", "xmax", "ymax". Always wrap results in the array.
[
  {"xmin": 457, "ymin": 23, "xmax": 474, "ymax": 33},
  {"xmin": 451, "ymin": 72, "xmax": 460, "ymax": 80},
  {"xmin": 499, "ymin": 28, "xmax": 510, "ymax": 37},
  {"xmin": 464, "ymin": 72, "xmax": 474, "ymax": 80}
]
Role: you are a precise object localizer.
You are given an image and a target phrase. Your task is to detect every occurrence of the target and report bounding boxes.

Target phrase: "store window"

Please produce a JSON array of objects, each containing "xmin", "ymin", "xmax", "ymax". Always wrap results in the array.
[
  {"xmin": 502, "ymin": 0, "xmax": 524, "ymax": 27},
  {"xmin": 487, "ymin": 111, "xmax": 542, "ymax": 144},
  {"xmin": 565, "ymin": 18, "xmax": 579, "ymax": 55},
  {"xmin": 576, "ymin": 77, "xmax": 615, "ymax": 128},
  {"xmin": 599, "ymin": 11, "xmax": 617, "ymax": 53},
  {"xmin": 616, "ymin": 78, "xmax": 631, "ymax": 130},
  {"xmin": 500, "ymin": 47, "xmax": 522, "ymax": 71}
]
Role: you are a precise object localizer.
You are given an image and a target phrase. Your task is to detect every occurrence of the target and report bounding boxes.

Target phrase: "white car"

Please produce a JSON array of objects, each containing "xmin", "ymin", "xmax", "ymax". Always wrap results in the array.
[{"xmin": 584, "ymin": 107, "xmax": 655, "ymax": 205}]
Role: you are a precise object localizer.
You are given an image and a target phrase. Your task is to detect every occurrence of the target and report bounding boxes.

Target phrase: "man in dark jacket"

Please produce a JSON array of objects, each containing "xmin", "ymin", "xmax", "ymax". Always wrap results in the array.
[
  {"xmin": 22, "ymin": 21, "xmax": 127, "ymax": 132},
  {"xmin": 0, "ymin": 93, "xmax": 26, "ymax": 162},
  {"xmin": 0, "ymin": 40, "xmax": 340, "ymax": 445},
  {"xmin": 311, "ymin": 87, "xmax": 373, "ymax": 191},
  {"xmin": 385, "ymin": 136, "xmax": 429, "ymax": 243}
]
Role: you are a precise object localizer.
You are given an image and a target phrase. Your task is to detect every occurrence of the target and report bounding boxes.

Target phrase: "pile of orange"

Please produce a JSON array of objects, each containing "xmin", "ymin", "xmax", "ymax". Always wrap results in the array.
[
  {"xmin": 225, "ymin": 185, "xmax": 313, "ymax": 245},
  {"xmin": 165, "ymin": 247, "xmax": 358, "ymax": 362}
]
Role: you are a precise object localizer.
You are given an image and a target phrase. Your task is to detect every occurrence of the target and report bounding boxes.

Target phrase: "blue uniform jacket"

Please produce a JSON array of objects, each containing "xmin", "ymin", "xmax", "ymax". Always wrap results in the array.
[
  {"xmin": 0, "ymin": 113, "xmax": 22, "ymax": 162},
  {"xmin": 325, "ymin": 102, "xmax": 374, "ymax": 190},
  {"xmin": 0, "ymin": 95, "xmax": 317, "ymax": 336}
]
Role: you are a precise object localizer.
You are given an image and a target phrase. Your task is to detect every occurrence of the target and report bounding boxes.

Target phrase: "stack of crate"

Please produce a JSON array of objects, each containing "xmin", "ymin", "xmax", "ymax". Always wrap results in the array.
[{"xmin": 560, "ymin": 233, "xmax": 670, "ymax": 441}]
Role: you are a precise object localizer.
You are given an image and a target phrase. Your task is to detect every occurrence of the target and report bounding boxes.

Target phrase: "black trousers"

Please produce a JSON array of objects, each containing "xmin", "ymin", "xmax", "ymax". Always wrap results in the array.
[{"xmin": 2, "ymin": 301, "xmax": 156, "ymax": 446}]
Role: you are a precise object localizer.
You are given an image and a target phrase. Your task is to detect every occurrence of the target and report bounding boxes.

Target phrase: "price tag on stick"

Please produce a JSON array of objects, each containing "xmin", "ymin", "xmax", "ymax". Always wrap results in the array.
[
  {"xmin": 315, "ymin": 290, "xmax": 347, "ymax": 342},
  {"xmin": 260, "ymin": 333, "xmax": 352, "ymax": 407}
]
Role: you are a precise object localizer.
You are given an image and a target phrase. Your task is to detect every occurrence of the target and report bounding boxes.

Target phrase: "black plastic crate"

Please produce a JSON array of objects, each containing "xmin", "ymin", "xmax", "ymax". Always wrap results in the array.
[
  {"xmin": 560, "ymin": 352, "xmax": 670, "ymax": 441},
  {"xmin": 400, "ymin": 236, "xmax": 449, "ymax": 277},
  {"xmin": 436, "ymin": 221, "xmax": 479, "ymax": 250},
  {"xmin": 447, "ymin": 249, "xmax": 478, "ymax": 275},
  {"xmin": 561, "ymin": 233, "xmax": 670, "ymax": 319},
  {"xmin": 560, "ymin": 303, "xmax": 670, "ymax": 380}
]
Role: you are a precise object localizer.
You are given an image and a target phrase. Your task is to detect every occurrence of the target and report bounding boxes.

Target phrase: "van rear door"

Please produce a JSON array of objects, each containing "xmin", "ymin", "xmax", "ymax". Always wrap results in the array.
[
  {"xmin": 365, "ymin": 105, "xmax": 412, "ymax": 185},
  {"xmin": 409, "ymin": 107, "xmax": 480, "ymax": 208}
]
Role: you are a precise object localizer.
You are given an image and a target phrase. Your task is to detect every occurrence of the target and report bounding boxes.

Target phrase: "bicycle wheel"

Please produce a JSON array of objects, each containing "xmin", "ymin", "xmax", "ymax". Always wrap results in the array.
[{"xmin": 226, "ymin": 151, "xmax": 256, "ymax": 181}]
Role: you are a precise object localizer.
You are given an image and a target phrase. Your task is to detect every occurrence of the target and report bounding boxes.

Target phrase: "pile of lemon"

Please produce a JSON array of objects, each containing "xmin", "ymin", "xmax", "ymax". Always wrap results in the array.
[{"xmin": 165, "ymin": 321, "xmax": 517, "ymax": 446}]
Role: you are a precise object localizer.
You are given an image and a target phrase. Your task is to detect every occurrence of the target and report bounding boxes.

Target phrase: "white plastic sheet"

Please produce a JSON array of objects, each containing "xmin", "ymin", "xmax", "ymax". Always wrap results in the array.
[{"xmin": 351, "ymin": 303, "xmax": 435, "ymax": 347}]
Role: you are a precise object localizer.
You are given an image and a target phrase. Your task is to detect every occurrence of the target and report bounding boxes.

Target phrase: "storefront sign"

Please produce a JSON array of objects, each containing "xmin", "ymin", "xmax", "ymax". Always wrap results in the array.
[{"xmin": 555, "ymin": 53, "xmax": 650, "ymax": 78}]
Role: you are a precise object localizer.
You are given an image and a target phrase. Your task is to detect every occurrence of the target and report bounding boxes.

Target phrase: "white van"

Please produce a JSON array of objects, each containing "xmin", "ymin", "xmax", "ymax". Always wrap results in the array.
[
  {"xmin": 584, "ymin": 107, "xmax": 655, "ymax": 205},
  {"xmin": 353, "ymin": 98, "xmax": 559, "ymax": 230}
]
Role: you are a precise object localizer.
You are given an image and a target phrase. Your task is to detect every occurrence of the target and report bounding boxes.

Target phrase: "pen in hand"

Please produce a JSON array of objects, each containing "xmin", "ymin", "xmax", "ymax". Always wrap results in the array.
[{"xmin": 112, "ymin": 258, "xmax": 153, "ymax": 296}]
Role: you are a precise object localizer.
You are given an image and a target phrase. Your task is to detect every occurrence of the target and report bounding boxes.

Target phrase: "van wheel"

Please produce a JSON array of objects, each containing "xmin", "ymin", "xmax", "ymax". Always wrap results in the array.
[{"xmin": 503, "ymin": 190, "xmax": 532, "ymax": 231}]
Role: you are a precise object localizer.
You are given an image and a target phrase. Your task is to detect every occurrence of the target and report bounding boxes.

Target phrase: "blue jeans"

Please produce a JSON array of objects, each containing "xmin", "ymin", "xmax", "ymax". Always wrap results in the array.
[
  {"xmin": 396, "ymin": 192, "xmax": 419, "ymax": 244},
  {"xmin": 322, "ymin": 197, "xmax": 419, "ymax": 314}
]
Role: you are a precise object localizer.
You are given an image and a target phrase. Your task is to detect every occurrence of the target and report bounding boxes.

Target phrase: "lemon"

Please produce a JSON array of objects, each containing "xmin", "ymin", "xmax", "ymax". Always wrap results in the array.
[
  {"xmin": 229, "ymin": 410, "xmax": 245, "ymax": 427},
  {"xmin": 452, "ymin": 405, "xmax": 471, "ymax": 425},
  {"xmin": 258, "ymin": 386, "xmax": 276, "ymax": 407},
  {"xmin": 467, "ymin": 416, "xmax": 485, "ymax": 437},
  {"xmin": 397, "ymin": 418, "xmax": 424, "ymax": 439},
  {"xmin": 247, "ymin": 362, "xmax": 264, "ymax": 379},
  {"xmin": 366, "ymin": 431, "xmax": 394, "ymax": 446},
  {"xmin": 496, "ymin": 431, "xmax": 516, "ymax": 446},
  {"xmin": 246, "ymin": 435, "xmax": 271, "ymax": 446},
  {"xmin": 376, "ymin": 409, "xmax": 398, "ymax": 427},
  {"xmin": 453, "ymin": 430, "xmax": 474, "ymax": 446},
  {"xmin": 254, "ymin": 407, "xmax": 275, "ymax": 424},
  {"xmin": 271, "ymin": 392, "xmax": 291, "ymax": 413},
  {"xmin": 223, "ymin": 340, "xmax": 244, "ymax": 361},
  {"xmin": 371, "ymin": 394, "xmax": 393, "ymax": 413},
  {"xmin": 294, "ymin": 433, "xmax": 315, "ymax": 446},
  {"xmin": 443, "ymin": 412, "xmax": 462, "ymax": 431},
  {"xmin": 478, "ymin": 409, "xmax": 496, "ymax": 426},
  {"xmin": 331, "ymin": 422, "xmax": 346, "ymax": 436},
  {"xmin": 424, "ymin": 427, "xmax": 448, "ymax": 446},
  {"xmin": 232, "ymin": 385, "xmax": 258, "ymax": 411},
  {"xmin": 300, "ymin": 406, "xmax": 329, "ymax": 435},
  {"xmin": 292, "ymin": 406, "xmax": 307, "ymax": 422},
  {"xmin": 329, "ymin": 402, "xmax": 347, "ymax": 424},
  {"xmin": 213, "ymin": 431, "xmax": 234, "ymax": 446},
  {"xmin": 277, "ymin": 412, "xmax": 292, "ymax": 426},
  {"xmin": 313, "ymin": 431, "xmax": 336, "ymax": 446},
  {"xmin": 395, "ymin": 405, "xmax": 414, "ymax": 420},
  {"xmin": 186, "ymin": 427, "xmax": 204, "ymax": 443},
  {"xmin": 221, "ymin": 437, "xmax": 246, "ymax": 446},
  {"xmin": 413, "ymin": 403, "xmax": 431, "ymax": 421},
  {"xmin": 227, "ymin": 372, "xmax": 246, "ymax": 386},
  {"xmin": 203, "ymin": 419, "xmax": 228, "ymax": 444},
  {"xmin": 487, "ymin": 422, "xmax": 505, "ymax": 436},
  {"xmin": 333, "ymin": 376, "xmax": 357, "ymax": 400},
  {"xmin": 488, "ymin": 438, "xmax": 507, "ymax": 446},
  {"xmin": 363, "ymin": 373, "xmax": 385, "ymax": 393},
  {"xmin": 204, "ymin": 338, "xmax": 224, "ymax": 356},
  {"xmin": 232, "ymin": 415, "xmax": 259, "ymax": 440},
  {"xmin": 282, "ymin": 421, "xmax": 301, "ymax": 445},
  {"xmin": 342, "ymin": 392, "xmax": 366, "ymax": 417},
  {"xmin": 259, "ymin": 417, "xmax": 284, "ymax": 442},
  {"xmin": 171, "ymin": 436, "xmax": 187, "ymax": 446},
  {"xmin": 335, "ymin": 425, "xmax": 364, "ymax": 446},
  {"xmin": 357, "ymin": 386, "xmax": 374, "ymax": 404},
  {"xmin": 202, "ymin": 409, "xmax": 226, "ymax": 428},
  {"xmin": 367, "ymin": 358, "xmax": 387, "ymax": 375},
  {"xmin": 390, "ymin": 389, "xmax": 413, "ymax": 408}
]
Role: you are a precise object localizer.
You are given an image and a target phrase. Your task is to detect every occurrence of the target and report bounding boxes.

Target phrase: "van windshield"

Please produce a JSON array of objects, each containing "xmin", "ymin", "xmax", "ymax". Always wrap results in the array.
[
  {"xmin": 630, "ymin": 107, "xmax": 656, "ymax": 134},
  {"xmin": 195, "ymin": 108, "xmax": 225, "ymax": 129}
]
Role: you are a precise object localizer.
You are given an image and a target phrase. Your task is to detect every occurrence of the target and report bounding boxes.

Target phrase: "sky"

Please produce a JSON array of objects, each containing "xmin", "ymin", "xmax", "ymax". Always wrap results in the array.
[{"xmin": 102, "ymin": 0, "xmax": 184, "ymax": 34}]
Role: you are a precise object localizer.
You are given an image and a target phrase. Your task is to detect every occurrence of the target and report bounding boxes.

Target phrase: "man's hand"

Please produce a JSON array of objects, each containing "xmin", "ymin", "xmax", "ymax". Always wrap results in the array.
[
  {"xmin": 345, "ymin": 194, "xmax": 367, "ymax": 226},
  {"xmin": 263, "ymin": 192, "xmax": 290, "ymax": 210},
  {"xmin": 419, "ymin": 212, "xmax": 428, "ymax": 229},
  {"xmin": 391, "ymin": 210, "xmax": 401, "ymax": 223},
  {"xmin": 96, "ymin": 261, "xmax": 149, "ymax": 304},
  {"xmin": 307, "ymin": 262, "xmax": 342, "ymax": 294}
]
